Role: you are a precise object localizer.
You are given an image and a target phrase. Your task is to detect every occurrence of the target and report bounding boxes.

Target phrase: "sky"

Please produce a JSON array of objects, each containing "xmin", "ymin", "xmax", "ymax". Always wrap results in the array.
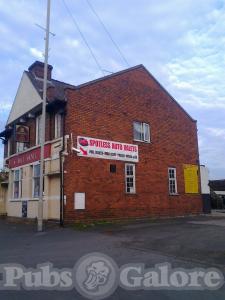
[{"xmin": 0, "ymin": 0, "xmax": 224, "ymax": 179}]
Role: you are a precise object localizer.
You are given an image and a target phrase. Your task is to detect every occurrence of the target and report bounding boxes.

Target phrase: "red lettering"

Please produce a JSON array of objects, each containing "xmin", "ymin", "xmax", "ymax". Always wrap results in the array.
[
  {"xmin": 123, "ymin": 145, "xmax": 137, "ymax": 152},
  {"xmin": 112, "ymin": 143, "xmax": 122, "ymax": 150},
  {"xmin": 90, "ymin": 140, "xmax": 111, "ymax": 148}
]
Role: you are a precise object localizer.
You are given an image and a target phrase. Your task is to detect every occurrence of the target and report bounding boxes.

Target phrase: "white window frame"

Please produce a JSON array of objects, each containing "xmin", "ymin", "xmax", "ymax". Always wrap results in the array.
[
  {"xmin": 7, "ymin": 138, "xmax": 10, "ymax": 157},
  {"xmin": 133, "ymin": 121, "xmax": 150, "ymax": 143},
  {"xmin": 13, "ymin": 169, "xmax": 21, "ymax": 199},
  {"xmin": 125, "ymin": 163, "xmax": 136, "ymax": 194},
  {"xmin": 54, "ymin": 113, "xmax": 62, "ymax": 139},
  {"xmin": 32, "ymin": 163, "xmax": 40, "ymax": 198},
  {"xmin": 168, "ymin": 167, "xmax": 178, "ymax": 195},
  {"xmin": 36, "ymin": 115, "xmax": 42, "ymax": 145},
  {"xmin": 16, "ymin": 142, "xmax": 27, "ymax": 153}
]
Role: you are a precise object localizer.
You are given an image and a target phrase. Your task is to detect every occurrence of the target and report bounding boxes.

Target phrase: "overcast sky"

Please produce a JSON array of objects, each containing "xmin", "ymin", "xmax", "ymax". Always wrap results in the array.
[{"xmin": 0, "ymin": 0, "xmax": 224, "ymax": 179}]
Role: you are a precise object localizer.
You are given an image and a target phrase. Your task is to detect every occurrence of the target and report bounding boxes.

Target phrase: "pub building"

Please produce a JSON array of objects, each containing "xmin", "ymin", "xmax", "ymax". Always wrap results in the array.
[{"xmin": 0, "ymin": 61, "xmax": 203, "ymax": 224}]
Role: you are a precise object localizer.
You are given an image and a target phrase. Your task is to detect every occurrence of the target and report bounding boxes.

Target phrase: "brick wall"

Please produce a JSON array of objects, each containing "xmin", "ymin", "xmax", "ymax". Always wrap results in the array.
[{"xmin": 63, "ymin": 66, "xmax": 203, "ymax": 223}]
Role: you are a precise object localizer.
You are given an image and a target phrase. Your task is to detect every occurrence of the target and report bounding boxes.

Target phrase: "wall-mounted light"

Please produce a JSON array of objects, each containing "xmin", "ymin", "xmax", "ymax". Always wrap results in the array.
[
  {"xmin": 19, "ymin": 117, "xmax": 26, "ymax": 123},
  {"xmin": 27, "ymin": 113, "xmax": 35, "ymax": 119}
]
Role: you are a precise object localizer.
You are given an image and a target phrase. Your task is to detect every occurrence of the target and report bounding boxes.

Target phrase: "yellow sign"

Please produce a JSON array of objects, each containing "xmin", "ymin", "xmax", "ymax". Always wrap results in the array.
[{"xmin": 184, "ymin": 164, "xmax": 199, "ymax": 194}]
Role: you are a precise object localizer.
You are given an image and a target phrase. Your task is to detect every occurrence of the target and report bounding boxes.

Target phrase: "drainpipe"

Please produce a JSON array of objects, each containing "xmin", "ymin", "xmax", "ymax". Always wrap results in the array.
[{"xmin": 59, "ymin": 110, "xmax": 66, "ymax": 226}]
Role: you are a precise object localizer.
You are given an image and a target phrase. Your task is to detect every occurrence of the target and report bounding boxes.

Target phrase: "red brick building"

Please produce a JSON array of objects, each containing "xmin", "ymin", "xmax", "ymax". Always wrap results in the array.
[{"xmin": 0, "ymin": 61, "xmax": 202, "ymax": 223}]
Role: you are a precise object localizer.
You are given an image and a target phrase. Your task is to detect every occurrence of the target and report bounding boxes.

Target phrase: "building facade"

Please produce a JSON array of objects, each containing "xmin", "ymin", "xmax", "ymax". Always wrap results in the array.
[
  {"xmin": 209, "ymin": 180, "xmax": 225, "ymax": 209},
  {"xmin": 200, "ymin": 165, "xmax": 211, "ymax": 213},
  {"xmin": 0, "ymin": 61, "xmax": 203, "ymax": 223},
  {"xmin": 0, "ymin": 172, "xmax": 8, "ymax": 216}
]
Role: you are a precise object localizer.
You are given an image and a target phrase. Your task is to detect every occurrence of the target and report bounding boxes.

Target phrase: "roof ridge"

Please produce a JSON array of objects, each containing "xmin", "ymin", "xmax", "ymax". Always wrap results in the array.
[
  {"xmin": 210, "ymin": 179, "xmax": 225, "ymax": 181},
  {"xmin": 75, "ymin": 64, "xmax": 144, "ymax": 89},
  {"xmin": 25, "ymin": 71, "xmax": 75, "ymax": 88},
  {"xmin": 27, "ymin": 64, "xmax": 195, "ymax": 122},
  {"xmin": 51, "ymin": 77, "xmax": 76, "ymax": 88}
]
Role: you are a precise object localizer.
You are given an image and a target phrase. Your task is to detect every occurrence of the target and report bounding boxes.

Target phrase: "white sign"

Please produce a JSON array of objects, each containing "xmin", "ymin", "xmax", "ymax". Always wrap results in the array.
[
  {"xmin": 77, "ymin": 136, "xmax": 139, "ymax": 162},
  {"xmin": 74, "ymin": 193, "xmax": 85, "ymax": 210}
]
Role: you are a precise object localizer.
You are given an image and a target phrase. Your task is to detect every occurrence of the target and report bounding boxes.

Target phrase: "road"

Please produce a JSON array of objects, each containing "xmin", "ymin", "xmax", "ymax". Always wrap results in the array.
[{"xmin": 0, "ymin": 215, "xmax": 225, "ymax": 299}]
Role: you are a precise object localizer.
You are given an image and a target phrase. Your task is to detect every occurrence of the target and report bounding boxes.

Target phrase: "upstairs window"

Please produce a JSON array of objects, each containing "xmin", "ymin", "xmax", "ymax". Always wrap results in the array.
[
  {"xmin": 7, "ymin": 138, "xmax": 11, "ymax": 157},
  {"xmin": 36, "ymin": 115, "xmax": 42, "ymax": 145},
  {"xmin": 168, "ymin": 167, "xmax": 178, "ymax": 195},
  {"xmin": 133, "ymin": 122, "xmax": 150, "ymax": 142},
  {"xmin": 16, "ymin": 142, "xmax": 27, "ymax": 153},
  {"xmin": 13, "ymin": 169, "xmax": 21, "ymax": 199},
  {"xmin": 54, "ymin": 113, "xmax": 62, "ymax": 139},
  {"xmin": 125, "ymin": 164, "xmax": 136, "ymax": 194}
]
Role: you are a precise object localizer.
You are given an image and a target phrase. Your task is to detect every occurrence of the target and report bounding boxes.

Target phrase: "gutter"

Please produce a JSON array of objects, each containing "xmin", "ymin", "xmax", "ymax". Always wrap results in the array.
[{"xmin": 59, "ymin": 110, "xmax": 66, "ymax": 227}]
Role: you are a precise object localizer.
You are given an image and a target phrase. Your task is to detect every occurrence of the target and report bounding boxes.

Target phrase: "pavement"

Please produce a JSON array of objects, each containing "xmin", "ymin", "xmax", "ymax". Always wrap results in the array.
[{"xmin": 1, "ymin": 214, "xmax": 225, "ymax": 299}]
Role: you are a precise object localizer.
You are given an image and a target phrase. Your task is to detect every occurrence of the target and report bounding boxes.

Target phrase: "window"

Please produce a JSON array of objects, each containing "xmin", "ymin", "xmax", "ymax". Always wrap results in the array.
[
  {"xmin": 168, "ymin": 168, "xmax": 178, "ymax": 195},
  {"xmin": 16, "ymin": 142, "xmax": 27, "ymax": 153},
  {"xmin": 36, "ymin": 115, "xmax": 42, "ymax": 145},
  {"xmin": 54, "ymin": 113, "xmax": 62, "ymax": 139},
  {"xmin": 33, "ymin": 164, "xmax": 40, "ymax": 198},
  {"xmin": 125, "ymin": 164, "xmax": 136, "ymax": 193},
  {"xmin": 133, "ymin": 122, "xmax": 150, "ymax": 142},
  {"xmin": 13, "ymin": 169, "xmax": 21, "ymax": 199},
  {"xmin": 7, "ymin": 138, "xmax": 10, "ymax": 157},
  {"xmin": 110, "ymin": 164, "xmax": 116, "ymax": 173}
]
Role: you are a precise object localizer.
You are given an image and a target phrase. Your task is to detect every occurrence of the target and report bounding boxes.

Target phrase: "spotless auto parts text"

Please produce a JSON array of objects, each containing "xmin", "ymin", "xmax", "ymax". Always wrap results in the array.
[{"xmin": 77, "ymin": 136, "xmax": 139, "ymax": 162}]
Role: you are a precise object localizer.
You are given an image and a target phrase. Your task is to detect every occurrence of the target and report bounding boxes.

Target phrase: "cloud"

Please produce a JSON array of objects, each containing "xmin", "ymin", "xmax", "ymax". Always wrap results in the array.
[
  {"xmin": 164, "ymin": 6, "xmax": 225, "ymax": 111},
  {"xmin": 29, "ymin": 47, "xmax": 43, "ymax": 59},
  {"xmin": 0, "ymin": 0, "xmax": 224, "ymax": 179},
  {"xmin": 64, "ymin": 38, "xmax": 80, "ymax": 48},
  {"xmin": 0, "ymin": 102, "xmax": 12, "ymax": 111},
  {"xmin": 207, "ymin": 127, "xmax": 225, "ymax": 139}
]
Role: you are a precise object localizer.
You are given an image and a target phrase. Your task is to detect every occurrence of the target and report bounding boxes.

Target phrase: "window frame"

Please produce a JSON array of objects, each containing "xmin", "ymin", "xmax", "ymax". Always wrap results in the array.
[
  {"xmin": 168, "ymin": 167, "xmax": 178, "ymax": 195},
  {"xmin": 16, "ymin": 142, "xmax": 27, "ymax": 153},
  {"xmin": 13, "ymin": 168, "xmax": 21, "ymax": 200},
  {"xmin": 125, "ymin": 163, "xmax": 136, "ymax": 194},
  {"xmin": 32, "ymin": 163, "xmax": 41, "ymax": 199},
  {"xmin": 36, "ymin": 115, "xmax": 42, "ymax": 145},
  {"xmin": 133, "ymin": 121, "xmax": 150, "ymax": 143},
  {"xmin": 7, "ymin": 138, "xmax": 11, "ymax": 157},
  {"xmin": 54, "ymin": 113, "xmax": 62, "ymax": 139}
]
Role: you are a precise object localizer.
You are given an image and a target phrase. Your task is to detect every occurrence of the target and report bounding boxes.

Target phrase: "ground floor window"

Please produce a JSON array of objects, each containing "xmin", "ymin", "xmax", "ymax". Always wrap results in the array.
[
  {"xmin": 33, "ymin": 164, "xmax": 40, "ymax": 198},
  {"xmin": 168, "ymin": 167, "xmax": 178, "ymax": 195},
  {"xmin": 125, "ymin": 164, "xmax": 136, "ymax": 193},
  {"xmin": 13, "ymin": 169, "xmax": 21, "ymax": 199}
]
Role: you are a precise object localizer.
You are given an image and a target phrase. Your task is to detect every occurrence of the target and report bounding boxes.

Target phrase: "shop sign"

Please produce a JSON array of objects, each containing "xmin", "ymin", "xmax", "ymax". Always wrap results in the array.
[
  {"xmin": 9, "ymin": 144, "xmax": 51, "ymax": 168},
  {"xmin": 15, "ymin": 125, "xmax": 29, "ymax": 143},
  {"xmin": 77, "ymin": 136, "xmax": 139, "ymax": 162}
]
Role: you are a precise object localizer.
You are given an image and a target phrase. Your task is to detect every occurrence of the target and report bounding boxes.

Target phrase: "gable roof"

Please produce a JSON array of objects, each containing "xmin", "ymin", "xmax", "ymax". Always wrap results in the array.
[
  {"xmin": 26, "ymin": 71, "xmax": 75, "ymax": 101},
  {"xmin": 66, "ymin": 64, "xmax": 195, "ymax": 122},
  {"xmin": 5, "ymin": 62, "xmax": 196, "ymax": 128},
  {"xmin": 7, "ymin": 72, "xmax": 43, "ymax": 125},
  {"xmin": 209, "ymin": 180, "xmax": 225, "ymax": 192}
]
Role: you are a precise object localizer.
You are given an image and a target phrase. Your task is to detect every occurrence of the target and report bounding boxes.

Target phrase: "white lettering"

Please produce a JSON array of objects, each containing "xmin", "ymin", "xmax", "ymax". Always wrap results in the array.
[
  {"xmin": 120, "ymin": 266, "xmax": 143, "ymax": 288},
  {"xmin": 204, "ymin": 271, "xmax": 222, "ymax": 288},
  {"xmin": 4, "ymin": 267, "xmax": 23, "ymax": 287}
]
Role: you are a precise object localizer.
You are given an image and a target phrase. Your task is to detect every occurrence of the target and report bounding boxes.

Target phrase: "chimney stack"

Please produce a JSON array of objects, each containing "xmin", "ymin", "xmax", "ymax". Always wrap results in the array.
[{"xmin": 28, "ymin": 61, "xmax": 53, "ymax": 80}]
